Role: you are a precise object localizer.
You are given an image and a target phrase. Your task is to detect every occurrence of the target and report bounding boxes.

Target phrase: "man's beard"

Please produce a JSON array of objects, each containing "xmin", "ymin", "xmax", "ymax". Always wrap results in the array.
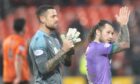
[
  {"xmin": 45, "ymin": 25, "xmax": 56, "ymax": 31},
  {"xmin": 99, "ymin": 39, "xmax": 104, "ymax": 43},
  {"xmin": 99, "ymin": 37, "xmax": 105, "ymax": 43}
]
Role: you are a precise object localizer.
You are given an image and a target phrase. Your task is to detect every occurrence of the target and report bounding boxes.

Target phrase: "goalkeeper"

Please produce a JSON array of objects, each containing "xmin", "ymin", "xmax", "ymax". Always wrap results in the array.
[{"xmin": 28, "ymin": 5, "xmax": 81, "ymax": 84}]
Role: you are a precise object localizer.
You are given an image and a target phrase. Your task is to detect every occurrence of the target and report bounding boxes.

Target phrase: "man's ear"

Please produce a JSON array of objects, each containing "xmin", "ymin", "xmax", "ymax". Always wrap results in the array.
[
  {"xmin": 96, "ymin": 29, "xmax": 101, "ymax": 36},
  {"xmin": 40, "ymin": 16, "xmax": 45, "ymax": 23}
]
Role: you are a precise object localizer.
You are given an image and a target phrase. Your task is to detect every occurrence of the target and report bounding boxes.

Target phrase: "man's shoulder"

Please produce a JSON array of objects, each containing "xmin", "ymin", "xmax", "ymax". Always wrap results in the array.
[
  {"xmin": 31, "ymin": 31, "xmax": 44, "ymax": 41},
  {"xmin": 3, "ymin": 35, "xmax": 16, "ymax": 47},
  {"xmin": 30, "ymin": 31, "xmax": 48, "ymax": 49},
  {"xmin": 3, "ymin": 35, "xmax": 13, "ymax": 43}
]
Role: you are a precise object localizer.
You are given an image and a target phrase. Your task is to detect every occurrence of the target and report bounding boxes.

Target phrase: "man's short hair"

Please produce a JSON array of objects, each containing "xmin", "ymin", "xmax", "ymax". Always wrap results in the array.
[
  {"xmin": 36, "ymin": 5, "xmax": 54, "ymax": 21},
  {"xmin": 14, "ymin": 18, "xmax": 25, "ymax": 33}
]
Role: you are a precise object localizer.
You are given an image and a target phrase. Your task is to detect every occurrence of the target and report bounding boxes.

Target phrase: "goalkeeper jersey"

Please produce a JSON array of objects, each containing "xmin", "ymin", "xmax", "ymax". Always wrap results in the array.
[{"xmin": 29, "ymin": 30, "xmax": 62, "ymax": 84}]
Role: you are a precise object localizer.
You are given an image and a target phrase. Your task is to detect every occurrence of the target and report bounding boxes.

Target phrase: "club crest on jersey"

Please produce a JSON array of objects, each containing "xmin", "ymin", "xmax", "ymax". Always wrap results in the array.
[
  {"xmin": 104, "ymin": 43, "xmax": 110, "ymax": 48},
  {"xmin": 34, "ymin": 50, "xmax": 44, "ymax": 56}
]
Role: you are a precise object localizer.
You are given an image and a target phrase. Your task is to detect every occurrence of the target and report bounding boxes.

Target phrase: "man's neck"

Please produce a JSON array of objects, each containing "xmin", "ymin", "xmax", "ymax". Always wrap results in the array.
[
  {"xmin": 39, "ymin": 24, "xmax": 51, "ymax": 35},
  {"xmin": 14, "ymin": 32, "xmax": 24, "ymax": 37},
  {"xmin": 93, "ymin": 37, "xmax": 100, "ymax": 43}
]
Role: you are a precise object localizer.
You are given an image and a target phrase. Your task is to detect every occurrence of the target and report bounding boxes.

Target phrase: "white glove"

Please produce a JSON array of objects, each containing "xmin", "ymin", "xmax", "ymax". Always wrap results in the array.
[{"xmin": 61, "ymin": 28, "xmax": 81, "ymax": 43}]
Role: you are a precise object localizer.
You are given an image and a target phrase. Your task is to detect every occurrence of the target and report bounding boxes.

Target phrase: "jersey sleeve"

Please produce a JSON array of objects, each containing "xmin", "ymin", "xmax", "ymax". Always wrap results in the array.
[{"xmin": 30, "ymin": 36, "xmax": 50, "ymax": 74}]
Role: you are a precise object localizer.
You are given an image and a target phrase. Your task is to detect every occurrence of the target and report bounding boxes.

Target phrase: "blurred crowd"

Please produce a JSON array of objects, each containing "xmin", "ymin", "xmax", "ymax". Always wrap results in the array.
[{"xmin": 1, "ymin": 0, "xmax": 140, "ymax": 84}]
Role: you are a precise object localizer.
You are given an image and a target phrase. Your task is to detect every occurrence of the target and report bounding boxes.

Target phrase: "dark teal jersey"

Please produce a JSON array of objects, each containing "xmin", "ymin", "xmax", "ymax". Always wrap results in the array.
[{"xmin": 29, "ymin": 30, "xmax": 62, "ymax": 84}]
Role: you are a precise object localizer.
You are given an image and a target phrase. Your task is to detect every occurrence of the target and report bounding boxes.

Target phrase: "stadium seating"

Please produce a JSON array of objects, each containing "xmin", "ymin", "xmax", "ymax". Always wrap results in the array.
[{"xmin": 0, "ymin": 5, "xmax": 123, "ymax": 40}]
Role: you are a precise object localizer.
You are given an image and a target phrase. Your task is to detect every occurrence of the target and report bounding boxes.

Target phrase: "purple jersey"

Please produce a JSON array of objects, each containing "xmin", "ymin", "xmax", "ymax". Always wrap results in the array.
[{"xmin": 86, "ymin": 42, "xmax": 112, "ymax": 84}]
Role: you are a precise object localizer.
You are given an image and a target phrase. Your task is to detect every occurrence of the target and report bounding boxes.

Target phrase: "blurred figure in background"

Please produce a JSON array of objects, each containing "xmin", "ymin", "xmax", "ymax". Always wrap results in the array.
[
  {"xmin": 126, "ymin": 0, "xmax": 140, "ymax": 76},
  {"xmin": 66, "ymin": 15, "xmax": 87, "ymax": 75},
  {"xmin": 2, "ymin": 18, "xmax": 31, "ymax": 84}
]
